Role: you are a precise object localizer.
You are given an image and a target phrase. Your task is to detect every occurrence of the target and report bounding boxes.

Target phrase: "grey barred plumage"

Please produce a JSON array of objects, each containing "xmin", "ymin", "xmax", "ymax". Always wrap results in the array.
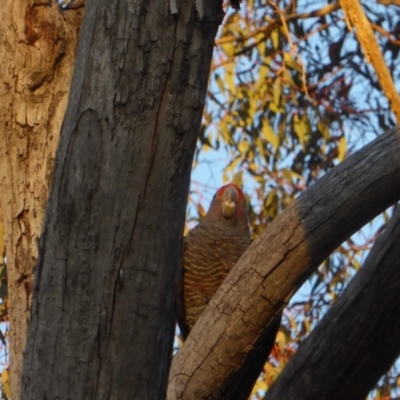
[
  {"xmin": 182, "ymin": 223, "xmax": 251, "ymax": 332},
  {"xmin": 177, "ymin": 183, "xmax": 251, "ymax": 338}
]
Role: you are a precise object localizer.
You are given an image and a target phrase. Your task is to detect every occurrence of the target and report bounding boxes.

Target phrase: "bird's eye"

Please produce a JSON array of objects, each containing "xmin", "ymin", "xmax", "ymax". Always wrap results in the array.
[{"xmin": 212, "ymin": 194, "xmax": 216, "ymax": 200}]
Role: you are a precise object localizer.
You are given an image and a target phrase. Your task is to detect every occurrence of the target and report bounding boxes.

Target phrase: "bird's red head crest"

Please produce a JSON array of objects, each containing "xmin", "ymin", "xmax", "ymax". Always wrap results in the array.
[
  {"xmin": 215, "ymin": 183, "xmax": 245, "ymax": 201},
  {"xmin": 207, "ymin": 183, "xmax": 247, "ymax": 219}
]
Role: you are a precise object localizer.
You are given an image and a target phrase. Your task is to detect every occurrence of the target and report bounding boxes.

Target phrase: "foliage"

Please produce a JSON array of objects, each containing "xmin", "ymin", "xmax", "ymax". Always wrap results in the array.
[{"xmin": 188, "ymin": 0, "xmax": 400, "ymax": 397}]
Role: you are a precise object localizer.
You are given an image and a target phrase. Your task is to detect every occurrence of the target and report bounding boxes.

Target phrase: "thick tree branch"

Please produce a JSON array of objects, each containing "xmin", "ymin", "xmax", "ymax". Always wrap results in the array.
[
  {"xmin": 0, "ymin": 2, "xmax": 83, "ymax": 396},
  {"xmin": 168, "ymin": 125, "xmax": 400, "ymax": 399},
  {"xmin": 265, "ymin": 205, "xmax": 400, "ymax": 400},
  {"xmin": 21, "ymin": 0, "xmax": 222, "ymax": 399},
  {"xmin": 0, "ymin": 205, "xmax": 4, "ymax": 262},
  {"xmin": 339, "ymin": 0, "xmax": 400, "ymax": 121}
]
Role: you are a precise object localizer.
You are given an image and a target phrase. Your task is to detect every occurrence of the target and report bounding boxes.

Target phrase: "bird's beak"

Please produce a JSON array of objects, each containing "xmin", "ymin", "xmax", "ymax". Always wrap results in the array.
[{"xmin": 222, "ymin": 187, "xmax": 238, "ymax": 217}]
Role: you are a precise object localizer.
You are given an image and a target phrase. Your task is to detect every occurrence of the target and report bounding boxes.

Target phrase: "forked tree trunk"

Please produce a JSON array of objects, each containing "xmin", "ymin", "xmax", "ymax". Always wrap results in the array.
[
  {"xmin": 0, "ymin": 2, "xmax": 83, "ymax": 397},
  {"xmin": 168, "ymin": 126, "xmax": 400, "ymax": 399},
  {"xmin": 20, "ymin": 0, "xmax": 222, "ymax": 399}
]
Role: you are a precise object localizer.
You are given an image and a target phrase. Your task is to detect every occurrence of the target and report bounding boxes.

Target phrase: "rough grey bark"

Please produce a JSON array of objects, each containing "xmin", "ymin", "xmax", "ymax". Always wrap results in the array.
[
  {"xmin": 263, "ymin": 205, "xmax": 400, "ymax": 400},
  {"xmin": 0, "ymin": 2, "xmax": 83, "ymax": 397},
  {"xmin": 21, "ymin": 0, "xmax": 222, "ymax": 399},
  {"xmin": 168, "ymin": 126, "xmax": 400, "ymax": 399},
  {"xmin": 229, "ymin": 313, "xmax": 282, "ymax": 400}
]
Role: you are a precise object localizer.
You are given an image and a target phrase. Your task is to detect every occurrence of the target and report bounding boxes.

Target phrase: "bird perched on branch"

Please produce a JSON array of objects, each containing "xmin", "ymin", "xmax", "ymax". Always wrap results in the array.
[
  {"xmin": 177, "ymin": 183, "xmax": 282, "ymax": 400},
  {"xmin": 177, "ymin": 183, "xmax": 251, "ymax": 337}
]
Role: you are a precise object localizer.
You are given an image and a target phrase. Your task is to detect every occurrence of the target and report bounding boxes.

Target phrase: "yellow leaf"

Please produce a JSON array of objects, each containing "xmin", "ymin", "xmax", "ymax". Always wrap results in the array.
[
  {"xmin": 282, "ymin": 169, "xmax": 293, "ymax": 185},
  {"xmin": 271, "ymin": 29, "xmax": 280, "ymax": 50},
  {"xmin": 1, "ymin": 368, "xmax": 10, "ymax": 399},
  {"xmin": 226, "ymin": 157, "xmax": 241, "ymax": 174},
  {"xmin": 264, "ymin": 362, "xmax": 274, "ymax": 375},
  {"xmin": 294, "ymin": 114, "xmax": 310, "ymax": 145},
  {"xmin": 226, "ymin": 73, "xmax": 235, "ymax": 95},
  {"xmin": 220, "ymin": 121, "xmax": 234, "ymax": 145},
  {"xmin": 338, "ymin": 136, "xmax": 347, "ymax": 162},
  {"xmin": 249, "ymin": 162, "xmax": 258, "ymax": 173},
  {"xmin": 256, "ymin": 63, "xmax": 270, "ymax": 91},
  {"xmin": 265, "ymin": 188, "xmax": 277, "ymax": 208},
  {"xmin": 252, "ymin": 378, "xmax": 267, "ymax": 394},
  {"xmin": 221, "ymin": 42, "xmax": 235, "ymax": 57},
  {"xmin": 303, "ymin": 318, "xmax": 311, "ymax": 333},
  {"xmin": 283, "ymin": 52, "xmax": 301, "ymax": 72},
  {"xmin": 269, "ymin": 102, "xmax": 280, "ymax": 113},
  {"xmin": 288, "ymin": 316, "xmax": 298, "ymax": 333},
  {"xmin": 215, "ymin": 74, "xmax": 225, "ymax": 95},
  {"xmin": 248, "ymin": 95, "xmax": 257, "ymax": 124},
  {"xmin": 352, "ymin": 259, "xmax": 360, "ymax": 271},
  {"xmin": 262, "ymin": 121, "xmax": 279, "ymax": 150},
  {"xmin": 225, "ymin": 63, "xmax": 235, "ymax": 95},
  {"xmin": 232, "ymin": 171, "xmax": 243, "ymax": 187},
  {"xmin": 283, "ymin": 65, "xmax": 295, "ymax": 86},
  {"xmin": 255, "ymin": 137, "xmax": 267, "ymax": 163},
  {"xmin": 272, "ymin": 78, "xmax": 281, "ymax": 108},
  {"xmin": 238, "ymin": 139, "xmax": 249, "ymax": 154},
  {"xmin": 317, "ymin": 120, "xmax": 331, "ymax": 140},
  {"xmin": 257, "ymin": 40, "xmax": 265, "ymax": 58},
  {"xmin": 276, "ymin": 330, "xmax": 286, "ymax": 354},
  {"xmin": 202, "ymin": 143, "xmax": 211, "ymax": 153}
]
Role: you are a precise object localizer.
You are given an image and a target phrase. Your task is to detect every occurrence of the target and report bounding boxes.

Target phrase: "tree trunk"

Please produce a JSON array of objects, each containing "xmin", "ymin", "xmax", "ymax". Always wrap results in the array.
[
  {"xmin": 21, "ymin": 0, "xmax": 222, "ymax": 399},
  {"xmin": 0, "ymin": 2, "xmax": 83, "ymax": 397},
  {"xmin": 0, "ymin": 204, "xmax": 4, "ymax": 261},
  {"xmin": 265, "ymin": 205, "xmax": 400, "ymax": 400},
  {"xmin": 168, "ymin": 126, "xmax": 400, "ymax": 399}
]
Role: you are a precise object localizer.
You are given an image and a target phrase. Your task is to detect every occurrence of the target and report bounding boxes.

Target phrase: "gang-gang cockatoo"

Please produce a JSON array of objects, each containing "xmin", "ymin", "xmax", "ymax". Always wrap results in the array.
[{"xmin": 177, "ymin": 183, "xmax": 282, "ymax": 400}]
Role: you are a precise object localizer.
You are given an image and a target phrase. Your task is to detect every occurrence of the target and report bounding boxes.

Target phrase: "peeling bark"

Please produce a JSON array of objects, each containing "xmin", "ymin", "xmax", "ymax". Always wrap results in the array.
[
  {"xmin": 168, "ymin": 126, "xmax": 400, "ymax": 399},
  {"xmin": 0, "ymin": 2, "xmax": 83, "ymax": 397},
  {"xmin": 21, "ymin": 0, "xmax": 222, "ymax": 398}
]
